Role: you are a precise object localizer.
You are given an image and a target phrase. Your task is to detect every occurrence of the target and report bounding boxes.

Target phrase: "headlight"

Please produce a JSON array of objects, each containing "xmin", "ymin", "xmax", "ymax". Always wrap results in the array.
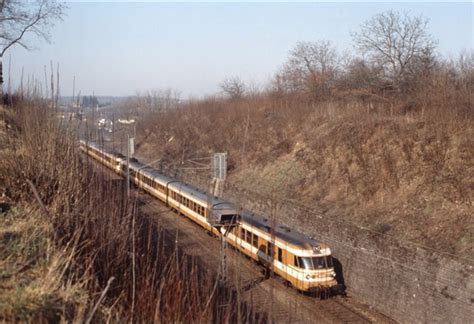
[{"xmin": 306, "ymin": 274, "xmax": 311, "ymax": 279}]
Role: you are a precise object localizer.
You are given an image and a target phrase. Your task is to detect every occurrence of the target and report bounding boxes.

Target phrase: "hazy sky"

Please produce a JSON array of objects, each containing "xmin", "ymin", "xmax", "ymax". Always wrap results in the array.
[{"xmin": 5, "ymin": 1, "xmax": 473, "ymax": 98}]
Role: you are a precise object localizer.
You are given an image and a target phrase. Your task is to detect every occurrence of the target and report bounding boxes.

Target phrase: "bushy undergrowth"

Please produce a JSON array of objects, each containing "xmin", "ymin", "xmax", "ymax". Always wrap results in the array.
[{"xmin": 0, "ymin": 102, "xmax": 260, "ymax": 322}]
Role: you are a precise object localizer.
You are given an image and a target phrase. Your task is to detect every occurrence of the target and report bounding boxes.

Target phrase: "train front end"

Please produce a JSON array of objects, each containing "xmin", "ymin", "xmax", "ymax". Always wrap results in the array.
[{"xmin": 295, "ymin": 243, "xmax": 344, "ymax": 296}]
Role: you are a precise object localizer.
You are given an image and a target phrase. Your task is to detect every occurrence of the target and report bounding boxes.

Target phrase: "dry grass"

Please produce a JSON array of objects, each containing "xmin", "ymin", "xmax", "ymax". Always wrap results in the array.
[
  {"xmin": 134, "ymin": 93, "xmax": 473, "ymax": 259},
  {"xmin": 0, "ymin": 102, "xmax": 262, "ymax": 322},
  {"xmin": 0, "ymin": 206, "xmax": 88, "ymax": 322}
]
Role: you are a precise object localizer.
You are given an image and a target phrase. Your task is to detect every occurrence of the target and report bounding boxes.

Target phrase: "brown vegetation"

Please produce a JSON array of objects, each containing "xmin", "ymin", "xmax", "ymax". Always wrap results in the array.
[
  {"xmin": 0, "ymin": 102, "xmax": 261, "ymax": 322},
  {"xmin": 128, "ymin": 26, "xmax": 473, "ymax": 259}
]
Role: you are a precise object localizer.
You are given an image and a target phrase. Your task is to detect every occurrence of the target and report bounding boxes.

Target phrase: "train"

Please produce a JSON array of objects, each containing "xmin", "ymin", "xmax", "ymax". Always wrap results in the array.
[{"xmin": 80, "ymin": 139, "xmax": 343, "ymax": 294}]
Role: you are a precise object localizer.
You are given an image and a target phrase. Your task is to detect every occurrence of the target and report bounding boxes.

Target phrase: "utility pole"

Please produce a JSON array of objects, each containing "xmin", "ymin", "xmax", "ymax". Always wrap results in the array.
[
  {"xmin": 117, "ymin": 119, "xmax": 136, "ymax": 198},
  {"xmin": 126, "ymin": 133, "xmax": 130, "ymax": 198},
  {"xmin": 209, "ymin": 152, "xmax": 231, "ymax": 283}
]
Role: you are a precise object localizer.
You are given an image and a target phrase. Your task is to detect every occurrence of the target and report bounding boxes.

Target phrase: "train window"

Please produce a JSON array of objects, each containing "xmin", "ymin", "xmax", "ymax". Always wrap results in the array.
[
  {"xmin": 246, "ymin": 230, "xmax": 252, "ymax": 244},
  {"xmin": 240, "ymin": 228, "xmax": 246, "ymax": 241},
  {"xmin": 297, "ymin": 257, "xmax": 329, "ymax": 270},
  {"xmin": 267, "ymin": 242, "xmax": 273, "ymax": 257},
  {"xmin": 278, "ymin": 248, "xmax": 283, "ymax": 262},
  {"xmin": 252, "ymin": 234, "xmax": 258, "ymax": 248},
  {"xmin": 294, "ymin": 256, "xmax": 298, "ymax": 267},
  {"xmin": 300, "ymin": 257, "xmax": 313, "ymax": 269},
  {"xmin": 326, "ymin": 256, "xmax": 333, "ymax": 268},
  {"xmin": 313, "ymin": 257, "xmax": 325, "ymax": 269},
  {"xmin": 298, "ymin": 257, "xmax": 304, "ymax": 268}
]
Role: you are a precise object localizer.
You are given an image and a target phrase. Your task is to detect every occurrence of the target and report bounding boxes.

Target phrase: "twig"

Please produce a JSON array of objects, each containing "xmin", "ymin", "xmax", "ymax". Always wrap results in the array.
[
  {"xmin": 26, "ymin": 179, "xmax": 49, "ymax": 217},
  {"xmin": 85, "ymin": 276, "xmax": 115, "ymax": 324}
]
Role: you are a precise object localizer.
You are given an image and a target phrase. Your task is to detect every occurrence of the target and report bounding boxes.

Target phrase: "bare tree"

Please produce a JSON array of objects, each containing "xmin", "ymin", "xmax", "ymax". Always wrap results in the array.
[
  {"xmin": 220, "ymin": 76, "xmax": 246, "ymax": 100},
  {"xmin": 0, "ymin": 0, "xmax": 65, "ymax": 101},
  {"xmin": 341, "ymin": 57, "xmax": 383, "ymax": 92},
  {"xmin": 276, "ymin": 40, "xmax": 339, "ymax": 98},
  {"xmin": 352, "ymin": 10, "xmax": 436, "ymax": 92}
]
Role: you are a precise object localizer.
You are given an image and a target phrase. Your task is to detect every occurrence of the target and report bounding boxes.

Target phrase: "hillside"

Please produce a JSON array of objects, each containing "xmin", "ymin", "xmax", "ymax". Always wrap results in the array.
[{"xmin": 135, "ymin": 99, "xmax": 473, "ymax": 259}]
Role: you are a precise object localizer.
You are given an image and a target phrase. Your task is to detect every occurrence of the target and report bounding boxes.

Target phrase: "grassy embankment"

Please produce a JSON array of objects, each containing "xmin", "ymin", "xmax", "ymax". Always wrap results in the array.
[
  {"xmin": 135, "ymin": 96, "xmax": 473, "ymax": 260},
  {"xmin": 0, "ymin": 102, "xmax": 262, "ymax": 322}
]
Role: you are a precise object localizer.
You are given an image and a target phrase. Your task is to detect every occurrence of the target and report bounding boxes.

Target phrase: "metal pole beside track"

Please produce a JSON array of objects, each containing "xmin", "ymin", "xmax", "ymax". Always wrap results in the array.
[{"xmin": 126, "ymin": 133, "xmax": 130, "ymax": 198}]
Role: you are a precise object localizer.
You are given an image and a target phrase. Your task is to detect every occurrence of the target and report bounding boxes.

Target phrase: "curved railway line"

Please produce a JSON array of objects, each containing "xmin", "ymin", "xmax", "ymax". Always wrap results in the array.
[
  {"xmin": 86, "ymin": 147, "xmax": 393, "ymax": 323},
  {"xmin": 139, "ymin": 193, "xmax": 392, "ymax": 323}
]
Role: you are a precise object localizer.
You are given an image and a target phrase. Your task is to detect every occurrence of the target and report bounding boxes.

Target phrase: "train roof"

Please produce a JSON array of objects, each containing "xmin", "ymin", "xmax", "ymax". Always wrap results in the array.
[
  {"xmin": 82, "ymin": 140, "xmax": 323, "ymax": 250},
  {"xmin": 137, "ymin": 166, "xmax": 176, "ymax": 185},
  {"xmin": 82, "ymin": 140, "xmax": 123, "ymax": 159},
  {"xmin": 168, "ymin": 181, "xmax": 233, "ymax": 208},
  {"xmin": 128, "ymin": 158, "xmax": 233, "ymax": 209},
  {"xmin": 240, "ymin": 210, "xmax": 322, "ymax": 249},
  {"xmin": 129, "ymin": 157, "xmax": 317, "ymax": 247}
]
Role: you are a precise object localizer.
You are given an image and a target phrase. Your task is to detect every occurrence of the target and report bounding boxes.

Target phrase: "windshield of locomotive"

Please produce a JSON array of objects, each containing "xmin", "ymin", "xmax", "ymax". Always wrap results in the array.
[{"xmin": 298, "ymin": 256, "xmax": 333, "ymax": 270}]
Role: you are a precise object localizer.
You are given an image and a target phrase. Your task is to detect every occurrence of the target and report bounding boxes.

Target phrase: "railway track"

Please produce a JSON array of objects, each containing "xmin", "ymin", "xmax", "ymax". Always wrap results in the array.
[
  {"xmin": 138, "ymin": 193, "xmax": 393, "ymax": 323},
  {"xmin": 89, "ymin": 158, "xmax": 392, "ymax": 323}
]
